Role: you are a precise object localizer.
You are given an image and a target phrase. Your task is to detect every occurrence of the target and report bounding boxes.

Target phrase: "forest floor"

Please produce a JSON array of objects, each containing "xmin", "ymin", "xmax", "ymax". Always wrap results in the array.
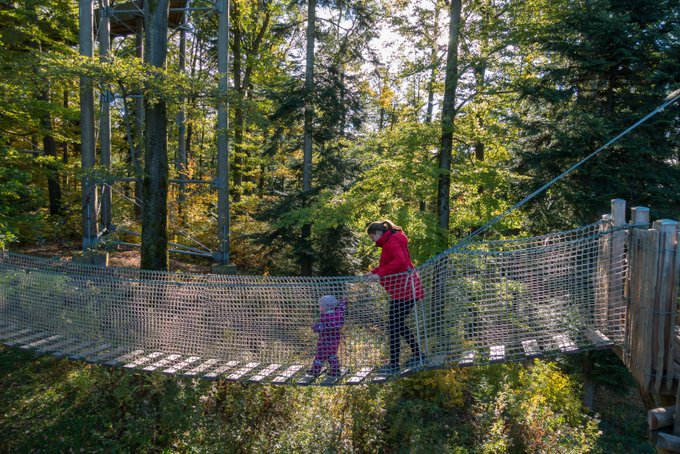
[{"xmin": 13, "ymin": 241, "xmax": 213, "ymax": 273}]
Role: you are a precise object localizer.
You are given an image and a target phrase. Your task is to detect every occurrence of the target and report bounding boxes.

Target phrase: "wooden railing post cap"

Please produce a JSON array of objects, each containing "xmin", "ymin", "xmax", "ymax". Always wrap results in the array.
[
  {"xmin": 610, "ymin": 199, "xmax": 626, "ymax": 226},
  {"xmin": 652, "ymin": 219, "xmax": 679, "ymax": 235},
  {"xmin": 630, "ymin": 206, "xmax": 650, "ymax": 226}
]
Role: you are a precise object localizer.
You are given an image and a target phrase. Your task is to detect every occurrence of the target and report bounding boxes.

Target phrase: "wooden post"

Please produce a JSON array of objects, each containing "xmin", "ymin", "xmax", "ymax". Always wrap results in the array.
[
  {"xmin": 631, "ymin": 206, "xmax": 650, "ymax": 227},
  {"xmin": 626, "ymin": 217, "xmax": 659, "ymax": 392},
  {"xmin": 649, "ymin": 406, "xmax": 676, "ymax": 431},
  {"xmin": 596, "ymin": 199, "xmax": 626, "ymax": 338},
  {"xmin": 608, "ymin": 199, "xmax": 626, "ymax": 332},
  {"xmin": 595, "ymin": 214, "xmax": 611, "ymax": 330},
  {"xmin": 623, "ymin": 207, "xmax": 650, "ymax": 363},
  {"xmin": 626, "ymin": 216, "xmax": 680, "ymax": 397},
  {"xmin": 652, "ymin": 219, "xmax": 679, "ymax": 394}
]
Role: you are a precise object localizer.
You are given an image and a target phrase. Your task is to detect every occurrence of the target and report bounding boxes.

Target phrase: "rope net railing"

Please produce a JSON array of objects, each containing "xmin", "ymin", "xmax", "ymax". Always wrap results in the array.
[{"xmin": 0, "ymin": 219, "xmax": 627, "ymax": 385}]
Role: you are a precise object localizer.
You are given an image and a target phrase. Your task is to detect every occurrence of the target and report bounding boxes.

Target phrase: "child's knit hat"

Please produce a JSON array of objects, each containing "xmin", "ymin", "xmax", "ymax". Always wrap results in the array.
[{"xmin": 319, "ymin": 295, "xmax": 339, "ymax": 313}]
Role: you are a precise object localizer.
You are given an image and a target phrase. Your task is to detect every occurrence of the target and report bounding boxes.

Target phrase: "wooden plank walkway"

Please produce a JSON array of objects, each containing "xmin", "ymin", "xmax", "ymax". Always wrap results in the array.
[{"xmin": 0, "ymin": 326, "xmax": 623, "ymax": 385}]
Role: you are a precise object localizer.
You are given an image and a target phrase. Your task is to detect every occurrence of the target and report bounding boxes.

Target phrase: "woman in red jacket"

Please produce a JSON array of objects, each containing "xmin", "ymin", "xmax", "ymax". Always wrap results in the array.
[{"xmin": 365, "ymin": 220, "xmax": 424, "ymax": 374}]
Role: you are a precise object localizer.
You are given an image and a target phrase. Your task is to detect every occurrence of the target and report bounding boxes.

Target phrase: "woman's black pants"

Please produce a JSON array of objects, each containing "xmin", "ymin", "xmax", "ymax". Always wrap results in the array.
[{"xmin": 389, "ymin": 298, "xmax": 421, "ymax": 366}]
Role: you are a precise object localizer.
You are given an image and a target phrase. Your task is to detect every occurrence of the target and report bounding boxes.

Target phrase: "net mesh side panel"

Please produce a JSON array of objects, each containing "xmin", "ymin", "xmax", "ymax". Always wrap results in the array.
[{"xmin": 0, "ymin": 220, "xmax": 627, "ymax": 376}]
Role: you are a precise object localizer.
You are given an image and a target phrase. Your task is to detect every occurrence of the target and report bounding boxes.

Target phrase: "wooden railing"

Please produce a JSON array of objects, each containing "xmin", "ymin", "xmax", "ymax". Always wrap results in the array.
[{"xmin": 616, "ymin": 200, "xmax": 680, "ymax": 452}]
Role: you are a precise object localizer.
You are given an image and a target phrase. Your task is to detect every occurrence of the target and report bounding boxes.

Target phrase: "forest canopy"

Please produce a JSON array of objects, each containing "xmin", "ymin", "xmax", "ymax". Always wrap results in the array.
[{"xmin": 0, "ymin": 0, "xmax": 678, "ymax": 274}]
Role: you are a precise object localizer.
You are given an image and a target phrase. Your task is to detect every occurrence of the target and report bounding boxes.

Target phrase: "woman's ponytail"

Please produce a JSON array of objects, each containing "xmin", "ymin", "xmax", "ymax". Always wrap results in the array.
[
  {"xmin": 367, "ymin": 219, "xmax": 402, "ymax": 234},
  {"xmin": 382, "ymin": 220, "xmax": 402, "ymax": 232}
]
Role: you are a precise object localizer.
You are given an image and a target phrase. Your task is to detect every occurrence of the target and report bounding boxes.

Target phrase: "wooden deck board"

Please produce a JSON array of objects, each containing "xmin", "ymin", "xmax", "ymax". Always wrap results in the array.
[
  {"xmin": 88, "ymin": 346, "xmax": 130, "ymax": 363},
  {"xmin": 162, "ymin": 356, "xmax": 201, "ymax": 374},
  {"xmin": 521, "ymin": 339, "xmax": 542, "ymax": 357},
  {"xmin": 225, "ymin": 362, "xmax": 260, "ymax": 381},
  {"xmin": 459, "ymin": 350, "xmax": 476, "ymax": 366},
  {"xmin": 53, "ymin": 341, "xmax": 97, "ymax": 358},
  {"xmin": 36, "ymin": 337, "xmax": 80, "ymax": 354},
  {"xmin": 184, "ymin": 359, "xmax": 220, "ymax": 377},
  {"xmin": 20, "ymin": 335, "xmax": 62, "ymax": 350},
  {"xmin": 584, "ymin": 329, "xmax": 613, "ymax": 348},
  {"xmin": 489, "ymin": 345, "xmax": 506, "ymax": 363},
  {"xmin": 203, "ymin": 361, "xmax": 239, "ymax": 379},
  {"xmin": 72, "ymin": 344, "xmax": 113, "ymax": 361},
  {"xmin": 553, "ymin": 334, "xmax": 579, "ymax": 353},
  {"xmin": 346, "ymin": 366, "xmax": 373, "ymax": 384},
  {"xmin": 123, "ymin": 352, "xmax": 165, "ymax": 369},
  {"xmin": 142, "ymin": 354, "xmax": 182, "ymax": 372},
  {"xmin": 296, "ymin": 371, "xmax": 320, "ymax": 385},
  {"xmin": 0, "ymin": 325, "xmax": 20, "ymax": 337},
  {"xmin": 320, "ymin": 368, "xmax": 348, "ymax": 386},
  {"xmin": 105, "ymin": 349, "xmax": 145, "ymax": 366},
  {"xmin": 0, "ymin": 329, "xmax": 32, "ymax": 343},
  {"xmin": 272, "ymin": 365, "xmax": 304, "ymax": 384},
  {"xmin": 248, "ymin": 363, "xmax": 282, "ymax": 383},
  {"xmin": 6, "ymin": 331, "xmax": 51, "ymax": 347}
]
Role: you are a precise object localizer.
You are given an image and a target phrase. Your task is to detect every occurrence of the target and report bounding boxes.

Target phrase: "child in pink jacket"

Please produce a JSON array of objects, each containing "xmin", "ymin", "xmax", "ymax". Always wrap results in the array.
[{"xmin": 309, "ymin": 295, "xmax": 346, "ymax": 377}]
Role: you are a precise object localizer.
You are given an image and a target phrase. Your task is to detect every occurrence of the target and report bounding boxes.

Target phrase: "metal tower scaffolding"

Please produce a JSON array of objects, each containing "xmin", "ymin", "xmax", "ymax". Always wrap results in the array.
[{"xmin": 78, "ymin": 0, "xmax": 233, "ymax": 269}]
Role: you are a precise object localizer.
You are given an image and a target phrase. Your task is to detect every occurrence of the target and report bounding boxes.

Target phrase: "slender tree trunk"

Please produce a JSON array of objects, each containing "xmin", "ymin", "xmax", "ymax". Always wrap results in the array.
[
  {"xmin": 184, "ymin": 30, "xmax": 203, "ymax": 184},
  {"xmin": 436, "ymin": 0, "xmax": 462, "ymax": 241},
  {"xmin": 176, "ymin": 9, "xmax": 188, "ymax": 220},
  {"xmin": 39, "ymin": 87, "xmax": 62, "ymax": 216},
  {"xmin": 61, "ymin": 90, "xmax": 70, "ymax": 190},
  {"xmin": 425, "ymin": 0, "xmax": 442, "ymax": 124},
  {"xmin": 79, "ymin": 0, "xmax": 98, "ymax": 249},
  {"xmin": 232, "ymin": 3, "xmax": 244, "ymax": 202},
  {"xmin": 141, "ymin": 0, "xmax": 169, "ymax": 271},
  {"xmin": 233, "ymin": 7, "xmax": 270, "ymax": 202},
  {"xmin": 30, "ymin": 10, "xmax": 61, "ymax": 217},
  {"xmin": 133, "ymin": 17, "xmax": 144, "ymax": 220},
  {"xmin": 301, "ymin": 0, "xmax": 316, "ymax": 276}
]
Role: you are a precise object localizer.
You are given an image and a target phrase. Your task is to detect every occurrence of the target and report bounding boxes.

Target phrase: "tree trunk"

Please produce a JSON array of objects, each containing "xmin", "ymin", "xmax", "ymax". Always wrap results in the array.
[
  {"xmin": 232, "ymin": 3, "xmax": 244, "ymax": 202},
  {"xmin": 176, "ymin": 9, "xmax": 187, "ymax": 221},
  {"xmin": 582, "ymin": 354, "xmax": 595, "ymax": 410},
  {"xmin": 436, "ymin": 0, "xmax": 462, "ymax": 241},
  {"xmin": 215, "ymin": 0, "xmax": 231, "ymax": 265},
  {"xmin": 61, "ymin": 90, "xmax": 70, "ymax": 190},
  {"xmin": 39, "ymin": 87, "xmax": 62, "ymax": 216},
  {"xmin": 425, "ymin": 0, "xmax": 442, "ymax": 124},
  {"xmin": 141, "ymin": 0, "xmax": 169, "ymax": 271},
  {"xmin": 79, "ymin": 0, "xmax": 98, "ymax": 249},
  {"xmin": 301, "ymin": 0, "xmax": 316, "ymax": 276}
]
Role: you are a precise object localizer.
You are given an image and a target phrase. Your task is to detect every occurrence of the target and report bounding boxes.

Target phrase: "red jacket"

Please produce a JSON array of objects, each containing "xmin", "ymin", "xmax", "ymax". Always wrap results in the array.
[{"xmin": 371, "ymin": 230, "xmax": 424, "ymax": 301}]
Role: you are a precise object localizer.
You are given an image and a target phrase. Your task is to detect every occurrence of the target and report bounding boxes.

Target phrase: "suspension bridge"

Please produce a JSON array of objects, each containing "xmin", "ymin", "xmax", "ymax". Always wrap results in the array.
[{"xmin": 0, "ymin": 200, "xmax": 677, "ymax": 391}]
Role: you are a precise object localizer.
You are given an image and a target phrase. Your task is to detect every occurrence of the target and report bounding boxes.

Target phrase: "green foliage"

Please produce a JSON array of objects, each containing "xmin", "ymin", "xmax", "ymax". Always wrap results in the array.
[
  {"xmin": 0, "ymin": 149, "xmax": 50, "ymax": 247},
  {"xmin": 472, "ymin": 361, "xmax": 601, "ymax": 453},
  {"xmin": 42, "ymin": 53, "xmax": 207, "ymax": 106},
  {"xmin": 508, "ymin": 0, "xmax": 680, "ymax": 231},
  {"xmin": 0, "ymin": 345, "xmax": 652, "ymax": 452},
  {"xmin": 0, "ymin": 347, "xmax": 208, "ymax": 452}
]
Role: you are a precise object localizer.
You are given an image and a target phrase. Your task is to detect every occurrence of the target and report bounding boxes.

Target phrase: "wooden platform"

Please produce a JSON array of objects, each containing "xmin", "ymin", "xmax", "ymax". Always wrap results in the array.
[{"xmin": 96, "ymin": 0, "xmax": 191, "ymax": 37}]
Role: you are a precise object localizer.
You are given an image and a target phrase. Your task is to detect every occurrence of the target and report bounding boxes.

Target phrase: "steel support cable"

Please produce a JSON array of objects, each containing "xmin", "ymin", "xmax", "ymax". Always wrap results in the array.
[{"xmin": 422, "ymin": 88, "xmax": 680, "ymax": 266}]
